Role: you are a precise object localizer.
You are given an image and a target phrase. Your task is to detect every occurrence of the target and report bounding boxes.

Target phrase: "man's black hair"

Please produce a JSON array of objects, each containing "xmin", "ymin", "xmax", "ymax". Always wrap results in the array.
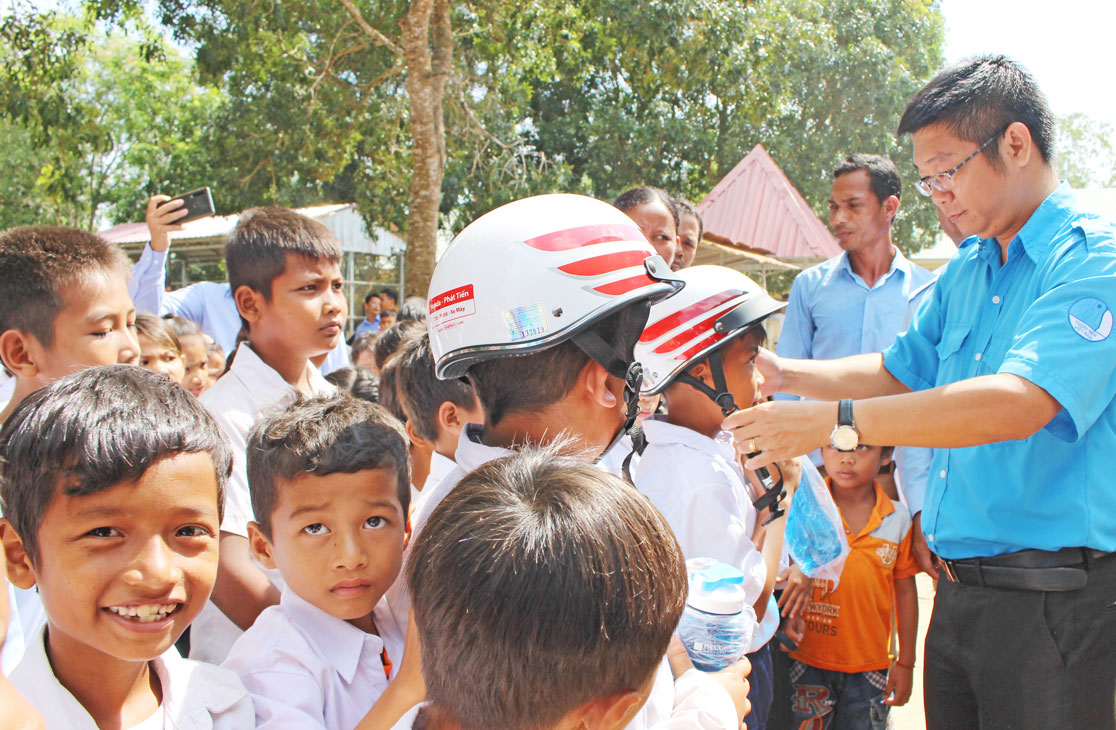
[
  {"xmin": 246, "ymin": 394, "xmax": 410, "ymax": 540},
  {"xmin": 897, "ymin": 54, "xmax": 1055, "ymax": 169},
  {"xmin": 833, "ymin": 154, "xmax": 902, "ymax": 203},
  {"xmin": 0, "ymin": 365, "xmax": 232, "ymax": 566}
]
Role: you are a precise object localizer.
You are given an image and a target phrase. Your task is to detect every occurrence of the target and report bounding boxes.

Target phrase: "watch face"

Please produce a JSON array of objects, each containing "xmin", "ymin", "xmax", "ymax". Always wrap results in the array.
[{"xmin": 832, "ymin": 426, "xmax": 859, "ymax": 452}]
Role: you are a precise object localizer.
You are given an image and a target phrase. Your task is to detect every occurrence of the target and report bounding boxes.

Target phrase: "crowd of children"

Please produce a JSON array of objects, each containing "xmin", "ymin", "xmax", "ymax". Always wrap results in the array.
[{"xmin": 0, "ymin": 176, "xmax": 920, "ymax": 730}]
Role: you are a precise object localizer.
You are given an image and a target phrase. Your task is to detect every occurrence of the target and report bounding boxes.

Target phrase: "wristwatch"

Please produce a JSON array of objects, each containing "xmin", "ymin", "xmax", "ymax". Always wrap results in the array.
[{"xmin": 830, "ymin": 398, "xmax": 860, "ymax": 452}]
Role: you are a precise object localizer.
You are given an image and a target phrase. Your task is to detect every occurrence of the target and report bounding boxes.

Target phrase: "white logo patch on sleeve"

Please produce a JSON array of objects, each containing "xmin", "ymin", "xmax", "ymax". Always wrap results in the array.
[{"xmin": 1069, "ymin": 297, "xmax": 1113, "ymax": 342}]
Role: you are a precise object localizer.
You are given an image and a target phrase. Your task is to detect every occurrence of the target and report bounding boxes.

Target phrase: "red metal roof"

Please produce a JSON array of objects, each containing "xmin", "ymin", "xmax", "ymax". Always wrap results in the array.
[{"xmin": 697, "ymin": 144, "xmax": 840, "ymax": 260}]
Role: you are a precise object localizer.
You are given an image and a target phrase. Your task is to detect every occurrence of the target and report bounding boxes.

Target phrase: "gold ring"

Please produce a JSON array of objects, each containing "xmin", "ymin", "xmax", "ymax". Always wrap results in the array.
[{"xmin": 748, "ymin": 439, "xmax": 758, "ymax": 453}]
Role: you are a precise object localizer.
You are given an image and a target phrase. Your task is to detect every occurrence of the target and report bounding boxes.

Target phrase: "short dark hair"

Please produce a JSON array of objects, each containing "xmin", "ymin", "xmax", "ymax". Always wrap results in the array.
[
  {"xmin": 0, "ymin": 365, "xmax": 231, "ymax": 566},
  {"xmin": 396, "ymin": 296, "xmax": 427, "ymax": 323},
  {"xmin": 673, "ymin": 196, "xmax": 704, "ymax": 241},
  {"xmin": 408, "ymin": 444, "xmax": 686, "ymax": 730},
  {"xmin": 467, "ymin": 306, "xmax": 644, "ymax": 425},
  {"xmin": 898, "ymin": 54, "xmax": 1055, "ymax": 168},
  {"xmin": 373, "ymin": 320, "xmax": 425, "ymax": 371},
  {"xmin": 0, "ymin": 226, "xmax": 130, "ymax": 349},
  {"xmin": 225, "ymin": 207, "xmax": 342, "ymax": 302},
  {"xmin": 376, "ymin": 356, "xmax": 407, "ymax": 424},
  {"xmin": 379, "ymin": 288, "xmax": 399, "ymax": 304},
  {"xmin": 363, "ymin": 288, "xmax": 379, "ymax": 305},
  {"xmin": 246, "ymin": 394, "xmax": 409, "ymax": 540},
  {"xmin": 324, "ymin": 366, "xmax": 380, "ymax": 403},
  {"xmin": 396, "ymin": 334, "xmax": 479, "ymax": 443},
  {"xmin": 350, "ymin": 332, "xmax": 378, "ymax": 364},
  {"xmin": 613, "ymin": 187, "xmax": 680, "ymax": 229},
  {"xmin": 833, "ymin": 154, "xmax": 902, "ymax": 203},
  {"xmin": 135, "ymin": 313, "xmax": 181, "ymax": 354}
]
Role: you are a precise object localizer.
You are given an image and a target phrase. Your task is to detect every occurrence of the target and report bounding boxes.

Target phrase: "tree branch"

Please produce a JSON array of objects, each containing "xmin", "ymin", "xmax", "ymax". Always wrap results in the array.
[{"xmin": 338, "ymin": 0, "xmax": 403, "ymax": 57}]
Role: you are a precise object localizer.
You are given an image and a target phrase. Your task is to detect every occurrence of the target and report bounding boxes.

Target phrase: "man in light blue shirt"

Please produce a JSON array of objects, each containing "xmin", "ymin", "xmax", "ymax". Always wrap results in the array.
[
  {"xmin": 724, "ymin": 56, "xmax": 1116, "ymax": 729},
  {"xmin": 130, "ymin": 196, "xmax": 350, "ymax": 374},
  {"xmin": 352, "ymin": 288, "xmax": 383, "ymax": 340}
]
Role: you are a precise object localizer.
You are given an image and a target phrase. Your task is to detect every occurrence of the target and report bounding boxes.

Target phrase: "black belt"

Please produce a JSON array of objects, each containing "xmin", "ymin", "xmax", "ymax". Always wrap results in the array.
[{"xmin": 938, "ymin": 547, "xmax": 1114, "ymax": 592}]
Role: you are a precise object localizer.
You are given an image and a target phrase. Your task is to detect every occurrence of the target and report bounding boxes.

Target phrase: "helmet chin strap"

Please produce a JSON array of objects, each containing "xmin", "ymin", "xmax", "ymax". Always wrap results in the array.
[{"xmin": 676, "ymin": 349, "xmax": 787, "ymax": 524}]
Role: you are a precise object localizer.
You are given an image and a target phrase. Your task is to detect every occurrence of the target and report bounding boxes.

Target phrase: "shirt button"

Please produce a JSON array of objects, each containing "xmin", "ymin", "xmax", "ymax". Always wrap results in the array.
[
  {"xmin": 992, "ymin": 295, "xmax": 1001, "ymax": 304},
  {"xmin": 975, "ymin": 352, "xmax": 982, "ymax": 361},
  {"xmin": 928, "ymin": 533, "xmax": 935, "ymax": 542},
  {"xmin": 940, "ymin": 470, "xmax": 947, "ymax": 479}
]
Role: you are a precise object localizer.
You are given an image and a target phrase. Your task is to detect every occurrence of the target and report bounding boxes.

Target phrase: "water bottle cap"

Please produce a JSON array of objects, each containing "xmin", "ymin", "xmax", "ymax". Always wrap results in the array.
[{"xmin": 684, "ymin": 558, "xmax": 749, "ymax": 615}]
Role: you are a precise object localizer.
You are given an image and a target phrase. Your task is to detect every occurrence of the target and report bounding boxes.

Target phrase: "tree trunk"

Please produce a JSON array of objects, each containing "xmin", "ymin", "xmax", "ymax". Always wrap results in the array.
[{"xmin": 400, "ymin": 0, "xmax": 452, "ymax": 299}]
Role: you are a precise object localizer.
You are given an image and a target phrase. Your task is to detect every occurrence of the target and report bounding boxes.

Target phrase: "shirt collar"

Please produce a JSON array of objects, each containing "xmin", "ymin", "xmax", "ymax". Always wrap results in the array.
[
  {"xmin": 822, "ymin": 247, "xmax": 909, "ymax": 288},
  {"xmin": 279, "ymin": 588, "xmax": 385, "ymax": 684},
  {"xmin": 827, "ymin": 479, "xmax": 895, "ymax": 538},
  {"xmin": 156, "ymin": 644, "xmax": 250, "ymax": 725},
  {"xmin": 1011, "ymin": 182, "xmax": 1078, "ymax": 263},
  {"xmin": 227, "ymin": 342, "xmax": 336, "ymax": 413},
  {"xmin": 454, "ymin": 424, "xmax": 514, "ymax": 473},
  {"xmin": 641, "ymin": 419, "xmax": 736, "ymax": 462}
]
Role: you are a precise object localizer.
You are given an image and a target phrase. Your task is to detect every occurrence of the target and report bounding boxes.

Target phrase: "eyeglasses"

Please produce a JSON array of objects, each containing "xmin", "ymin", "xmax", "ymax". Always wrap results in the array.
[{"xmin": 914, "ymin": 127, "xmax": 1007, "ymax": 197}]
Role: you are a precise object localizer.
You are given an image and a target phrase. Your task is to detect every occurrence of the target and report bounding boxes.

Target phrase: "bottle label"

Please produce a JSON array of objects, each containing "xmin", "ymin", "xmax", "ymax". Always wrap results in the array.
[{"xmin": 692, "ymin": 642, "xmax": 736, "ymax": 655}]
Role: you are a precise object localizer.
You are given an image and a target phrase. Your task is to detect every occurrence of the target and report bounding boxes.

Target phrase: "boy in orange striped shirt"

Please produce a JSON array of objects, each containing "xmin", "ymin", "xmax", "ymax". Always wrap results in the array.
[{"xmin": 789, "ymin": 444, "xmax": 918, "ymax": 729}]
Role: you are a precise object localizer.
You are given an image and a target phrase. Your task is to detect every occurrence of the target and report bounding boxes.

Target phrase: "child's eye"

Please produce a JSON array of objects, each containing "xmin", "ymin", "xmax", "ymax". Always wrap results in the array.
[
  {"xmin": 85, "ymin": 526, "xmax": 122, "ymax": 538},
  {"xmin": 303, "ymin": 523, "xmax": 330, "ymax": 536},
  {"xmin": 139, "ymin": 357, "xmax": 151, "ymax": 366},
  {"xmin": 364, "ymin": 516, "xmax": 385, "ymax": 529},
  {"xmin": 91, "ymin": 329, "xmax": 111, "ymax": 339},
  {"xmin": 176, "ymin": 525, "xmax": 212, "ymax": 538}
]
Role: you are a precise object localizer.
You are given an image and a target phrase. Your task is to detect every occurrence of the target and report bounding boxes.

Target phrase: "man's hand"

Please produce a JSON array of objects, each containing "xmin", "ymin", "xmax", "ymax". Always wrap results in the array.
[
  {"xmin": 145, "ymin": 195, "xmax": 188, "ymax": 252},
  {"xmin": 755, "ymin": 347, "xmax": 784, "ymax": 399},
  {"xmin": 910, "ymin": 512, "xmax": 940, "ymax": 579},
  {"xmin": 884, "ymin": 662, "xmax": 913, "ymax": 706},
  {"xmin": 777, "ymin": 564, "xmax": 813, "ymax": 620},
  {"xmin": 723, "ymin": 400, "xmax": 832, "ymax": 470}
]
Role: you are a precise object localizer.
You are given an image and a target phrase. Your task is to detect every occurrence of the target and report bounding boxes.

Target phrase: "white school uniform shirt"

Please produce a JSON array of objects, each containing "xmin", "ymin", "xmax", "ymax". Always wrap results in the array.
[
  {"xmin": 10, "ymin": 626, "xmax": 253, "ymax": 730},
  {"xmin": 634, "ymin": 419, "xmax": 778, "ymax": 652},
  {"xmin": 387, "ymin": 425, "xmax": 738, "ymax": 730},
  {"xmin": 191, "ymin": 343, "xmax": 337, "ymax": 664},
  {"xmin": 129, "ymin": 245, "xmax": 350, "ymax": 374},
  {"xmin": 222, "ymin": 588, "xmax": 404, "ymax": 730}
]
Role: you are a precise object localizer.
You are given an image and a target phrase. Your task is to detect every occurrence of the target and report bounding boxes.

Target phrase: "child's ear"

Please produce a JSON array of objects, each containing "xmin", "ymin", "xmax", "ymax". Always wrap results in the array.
[
  {"xmin": 688, "ymin": 360, "xmax": 711, "ymax": 385},
  {"xmin": 246, "ymin": 521, "xmax": 278, "ymax": 570},
  {"xmin": 581, "ymin": 360, "xmax": 618, "ymax": 409},
  {"xmin": 405, "ymin": 420, "xmax": 432, "ymax": 449},
  {"xmin": 567, "ymin": 689, "xmax": 647, "ymax": 730},
  {"xmin": 232, "ymin": 285, "xmax": 265, "ymax": 324},
  {"xmin": 436, "ymin": 401, "xmax": 461, "ymax": 437},
  {"xmin": 0, "ymin": 329, "xmax": 43, "ymax": 379},
  {"xmin": 880, "ymin": 447, "xmax": 894, "ymax": 468},
  {"xmin": 402, "ymin": 516, "xmax": 412, "ymax": 550},
  {"xmin": 0, "ymin": 519, "xmax": 37, "ymax": 590}
]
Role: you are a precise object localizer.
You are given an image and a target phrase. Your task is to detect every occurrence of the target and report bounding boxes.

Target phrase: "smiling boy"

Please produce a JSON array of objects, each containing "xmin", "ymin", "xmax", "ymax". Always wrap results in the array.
[
  {"xmin": 193, "ymin": 207, "xmax": 346, "ymax": 663},
  {"xmin": 222, "ymin": 394, "xmax": 409, "ymax": 729},
  {"xmin": 0, "ymin": 365, "xmax": 253, "ymax": 729}
]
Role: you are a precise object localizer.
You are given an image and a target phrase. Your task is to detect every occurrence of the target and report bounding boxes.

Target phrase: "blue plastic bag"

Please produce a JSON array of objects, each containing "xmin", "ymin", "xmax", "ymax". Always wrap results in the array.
[{"xmin": 785, "ymin": 459, "xmax": 849, "ymax": 589}]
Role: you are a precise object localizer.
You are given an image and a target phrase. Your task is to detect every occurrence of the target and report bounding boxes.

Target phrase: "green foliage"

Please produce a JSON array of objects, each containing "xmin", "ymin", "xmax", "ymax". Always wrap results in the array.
[{"xmin": 1056, "ymin": 113, "xmax": 1116, "ymax": 189}]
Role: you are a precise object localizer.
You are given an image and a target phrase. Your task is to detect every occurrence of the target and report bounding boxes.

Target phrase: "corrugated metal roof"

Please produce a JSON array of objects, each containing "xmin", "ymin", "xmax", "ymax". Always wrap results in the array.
[
  {"xmin": 99, "ymin": 203, "xmax": 405, "ymax": 256},
  {"xmin": 697, "ymin": 144, "xmax": 840, "ymax": 260}
]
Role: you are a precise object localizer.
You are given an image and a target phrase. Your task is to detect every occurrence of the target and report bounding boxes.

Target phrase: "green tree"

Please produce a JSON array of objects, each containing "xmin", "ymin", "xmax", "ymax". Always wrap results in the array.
[{"xmin": 1056, "ymin": 112, "xmax": 1116, "ymax": 189}]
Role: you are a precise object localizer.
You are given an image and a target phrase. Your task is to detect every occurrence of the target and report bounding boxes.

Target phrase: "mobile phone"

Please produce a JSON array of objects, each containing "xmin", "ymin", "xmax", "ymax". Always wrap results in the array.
[{"xmin": 171, "ymin": 187, "xmax": 215, "ymax": 224}]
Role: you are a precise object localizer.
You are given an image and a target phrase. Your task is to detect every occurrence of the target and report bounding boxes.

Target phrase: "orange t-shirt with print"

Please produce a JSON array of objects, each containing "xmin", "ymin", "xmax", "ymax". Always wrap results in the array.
[{"xmin": 791, "ymin": 480, "xmax": 919, "ymax": 673}]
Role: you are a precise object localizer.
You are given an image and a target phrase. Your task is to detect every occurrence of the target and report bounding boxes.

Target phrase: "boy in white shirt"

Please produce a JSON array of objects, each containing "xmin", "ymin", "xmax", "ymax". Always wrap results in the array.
[
  {"xmin": 193, "ymin": 206, "xmax": 344, "ymax": 662},
  {"xmin": 0, "ymin": 366, "xmax": 253, "ymax": 729},
  {"xmin": 390, "ymin": 193, "xmax": 749, "ymax": 730},
  {"xmin": 222, "ymin": 394, "xmax": 410, "ymax": 729},
  {"xmin": 392, "ymin": 445, "xmax": 694, "ymax": 730},
  {"xmin": 633, "ymin": 265, "xmax": 803, "ymax": 730}
]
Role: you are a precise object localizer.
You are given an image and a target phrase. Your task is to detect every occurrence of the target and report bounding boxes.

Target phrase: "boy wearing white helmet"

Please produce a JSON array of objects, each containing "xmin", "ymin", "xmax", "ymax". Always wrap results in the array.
[
  {"xmin": 633, "ymin": 265, "xmax": 808, "ymax": 730},
  {"xmin": 385, "ymin": 194, "xmax": 750, "ymax": 730}
]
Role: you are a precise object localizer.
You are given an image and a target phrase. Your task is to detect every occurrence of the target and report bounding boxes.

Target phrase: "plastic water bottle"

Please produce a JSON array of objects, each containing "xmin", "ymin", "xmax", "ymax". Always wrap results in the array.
[{"xmin": 676, "ymin": 558, "xmax": 757, "ymax": 672}]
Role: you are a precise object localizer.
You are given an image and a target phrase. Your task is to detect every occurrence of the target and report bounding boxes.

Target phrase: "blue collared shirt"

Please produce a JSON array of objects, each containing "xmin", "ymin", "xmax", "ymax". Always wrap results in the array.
[
  {"xmin": 883, "ymin": 183, "xmax": 1116, "ymax": 559},
  {"xmin": 353, "ymin": 316, "xmax": 381, "ymax": 339},
  {"xmin": 776, "ymin": 247, "xmax": 936, "ymax": 362}
]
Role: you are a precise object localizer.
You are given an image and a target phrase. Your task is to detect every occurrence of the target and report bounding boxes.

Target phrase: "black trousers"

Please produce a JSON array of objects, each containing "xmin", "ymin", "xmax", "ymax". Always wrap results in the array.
[{"xmin": 925, "ymin": 553, "xmax": 1116, "ymax": 729}]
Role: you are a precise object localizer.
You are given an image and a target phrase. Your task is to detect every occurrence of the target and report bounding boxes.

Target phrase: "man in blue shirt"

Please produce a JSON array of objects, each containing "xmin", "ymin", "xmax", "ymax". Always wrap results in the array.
[
  {"xmin": 725, "ymin": 55, "xmax": 1116, "ymax": 729},
  {"xmin": 352, "ymin": 288, "xmax": 383, "ymax": 339}
]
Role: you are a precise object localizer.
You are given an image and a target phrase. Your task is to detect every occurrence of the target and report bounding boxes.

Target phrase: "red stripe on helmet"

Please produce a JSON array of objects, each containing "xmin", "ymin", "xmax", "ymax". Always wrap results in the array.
[
  {"xmin": 523, "ymin": 223, "xmax": 646, "ymax": 252},
  {"xmin": 652, "ymin": 309, "xmax": 723, "ymax": 354},
  {"xmin": 594, "ymin": 273, "xmax": 657, "ymax": 296},
  {"xmin": 639, "ymin": 290, "xmax": 743, "ymax": 343},
  {"xmin": 559, "ymin": 249, "xmax": 650, "ymax": 277},
  {"xmin": 677, "ymin": 331, "xmax": 726, "ymax": 361}
]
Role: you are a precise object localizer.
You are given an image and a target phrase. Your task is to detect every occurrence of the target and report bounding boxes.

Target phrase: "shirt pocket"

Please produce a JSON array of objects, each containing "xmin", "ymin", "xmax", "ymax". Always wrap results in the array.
[{"xmin": 934, "ymin": 321, "xmax": 975, "ymax": 382}]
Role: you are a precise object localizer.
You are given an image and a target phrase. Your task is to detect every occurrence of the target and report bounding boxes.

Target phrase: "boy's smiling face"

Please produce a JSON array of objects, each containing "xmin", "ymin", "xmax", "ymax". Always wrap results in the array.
[
  {"xmin": 249, "ymin": 468, "xmax": 408, "ymax": 631},
  {"xmin": 14, "ymin": 451, "xmax": 220, "ymax": 662},
  {"xmin": 25, "ymin": 270, "xmax": 140, "ymax": 386}
]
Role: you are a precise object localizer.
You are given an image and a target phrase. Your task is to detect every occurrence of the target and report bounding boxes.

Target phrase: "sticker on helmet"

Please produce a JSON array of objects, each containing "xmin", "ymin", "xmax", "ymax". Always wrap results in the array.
[
  {"xmin": 1068, "ymin": 297, "xmax": 1112, "ymax": 342},
  {"xmin": 429, "ymin": 284, "xmax": 476, "ymax": 330},
  {"xmin": 503, "ymin": 302, "xmax": 548, "ymax": 341}
]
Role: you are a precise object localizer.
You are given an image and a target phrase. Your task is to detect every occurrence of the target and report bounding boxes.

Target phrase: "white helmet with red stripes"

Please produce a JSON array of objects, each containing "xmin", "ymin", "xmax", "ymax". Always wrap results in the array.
[
  {"xmin": 428, "ymin": 193, "xmax": 681, "ymax": 380},
  {"xmin": 636, "ymin": 265, "xmax": 785, "ymax": 397}
]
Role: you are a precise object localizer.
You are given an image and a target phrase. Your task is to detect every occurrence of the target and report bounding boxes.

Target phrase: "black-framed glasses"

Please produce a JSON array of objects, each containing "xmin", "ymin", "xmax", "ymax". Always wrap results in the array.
[{"xmin": 914, "ymin": 127, "xmax": 1008, "ymax": 197}]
